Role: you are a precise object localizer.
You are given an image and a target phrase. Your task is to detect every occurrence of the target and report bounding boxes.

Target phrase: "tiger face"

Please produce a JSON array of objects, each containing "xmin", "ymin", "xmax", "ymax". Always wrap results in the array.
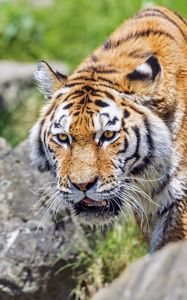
[{"xmin": 30, "ymin": 56, "xmax": 172, "ymax": 224}]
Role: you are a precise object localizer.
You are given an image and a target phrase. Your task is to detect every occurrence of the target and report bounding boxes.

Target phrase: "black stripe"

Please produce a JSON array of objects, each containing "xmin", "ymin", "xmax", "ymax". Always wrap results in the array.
[
  {"xmin": 131, "ymin": 126, "xmax": 141, "ymax": 160},
  {"xmin": 106, "ymin": 116, "xmax": 119, "ymax": 126},
  {"xmin": 50, "ymin": 109, "xmax": 57, "ymax": 122},
  {"xmin": 95, "ymin": 69, "xmax": 118, "ymax": 74},
  {"xmin": 157, "ymin": 199, "xmax": 176, "ymax": 217},
  {"xmin": 118, "ymin": 138, "xmax": 129, "ymax": 154},
  {"xmin": 37, "ymin": 120, "xmax": 51, "ymax": 171},
  {"xmin": 65, "ymin": 82, "xmax": 85, "ymax": 87},
  {"xmin": 125, "ymin": 29, "xmax": 176, "ymax": 42},
  {"xmin": 83, "ymin": 85, "xmax": 92, "ymax": 92},
  {"xmin": 63, "ymin": 103, "xmax": 73, "ymax": 109},
  {"xmin": 153, "ymin": 173, "xmax": 171, "ymax": 197},
  {"xmin": 125, "ymin": 103, "xmax": 144, "ymax": 115},
  {"xmin": 147, "ymin": 56, "xmax": 161, "ymax": 80},
  {"xmin": 58, "ymin": 114, "xmax": 66, "ymax": 123},
  {"xmin": 97, "ymin": 76, "xmax": 122, "ymax": 89},
  {"xmin": 69, "ymin": 76, "xmax": 97, "ymax": 82},
  {"xmin": 56, "ymin": 93, "xmax": 64, "ymax": 99},
  {"xmin": 113, "ymin": 29, "xmax": 176, "ymax": 48},
  {"xmin": 103, "ymin": 39, "xmax": 112, "ymax": 49},
  {"xmin": 91, "ymin": 54, "xmax": 98, "ymax": 62},
  {"xmin": 38, "ymin": 120, "xmax": 45, "ymax": 157},
  {"xmin": 66, "ymin": 81, "xmax": 122, "ymax": 93},
  {"xmin": 95, "ymin": 83, "xmax": 122, "ymax": 92},
  {"xmin": 130, "ymin": 158, "xmax": 148, "ymax": 175},
  {"xmin": 48, "ymin": 144, "xmax": 55, "ymax": 154},
  {"xmin": 127, "ymin": 70, "xmax": 149, "ymax": 81},
  {"xmin": 100, "ymin": 112, "xmax": 110, "ymax": 118},
  {"xmin": 54, "ymin": 122, "xmax": 61, "ymax": 129},
  {"xmin": 62, "ymin": 90, "xmax": 84, "ymax": 102},
  {"xmin": 82, "ymin": 85, "xmax": 103, "ymax": 96},
  {"xmin": 95, "ymin": 99, "xmax": 109, "ymax": 107},
  {"xmin": 144, "ymin": 117, "xmax": 154, "ymax": 152},
  {"xmin": 103, "ymin": 91, "xmax": 115, "ymax": 100},
  {"xmin": 77, "ymin": 67, "xmax": 118, "ymax": 74},
  {"xmin": 125, "ymin": 126, "xmax": 141, "ymax": 165},
  {"xmin": 124, "ymin": 110, "xmax": 130, "ymax": 118},
  {"xmin": 135, "ymin": 10, "xmax": 186, "ymax": 40},
  {"xmin": 173, "ymin": 11, "xmax": 187, "ymax": 27},
  {"xmin": 128, "ymin": 50, "xmax": 156, "ymax": 59},
  {"xmin": 130, "ymin": 117, "xmax": 154, "ymax": 175}
]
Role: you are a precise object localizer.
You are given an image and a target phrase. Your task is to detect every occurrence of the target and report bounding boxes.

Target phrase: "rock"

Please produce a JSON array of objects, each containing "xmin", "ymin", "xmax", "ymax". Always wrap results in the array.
[
  {"xmin": 29, "ymin": 0, "xmax": 54, "ymax": 6},
  {"xmin": 0, "ymin": 138, "xmax": 11, "ymax": 158},
  {"xmin": 0, "ymin": 60, "xmax": 69, "ymax": 110},
  {"xmin": 0, "ymin": 138, "xmax": 88, "ymax": 300},
  {"xmin": 92, "ymin": 241, "xmax": 187, "ymax": 300}
]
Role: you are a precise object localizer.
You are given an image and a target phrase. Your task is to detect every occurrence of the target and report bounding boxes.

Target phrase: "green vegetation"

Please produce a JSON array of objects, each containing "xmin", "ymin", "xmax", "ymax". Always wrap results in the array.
[
  {"xmin": 0, "ymin": 89, "xmax": 42, "ymax": 146},
  {"xmin": 72, "ymin": 219, "xmax": 147, "ymax": 299}
]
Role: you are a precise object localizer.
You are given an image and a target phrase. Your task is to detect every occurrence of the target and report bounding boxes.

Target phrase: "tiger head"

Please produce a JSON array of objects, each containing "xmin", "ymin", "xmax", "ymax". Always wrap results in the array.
[{"xmin": 30, "ymin": 57, "xmax": 172, "ymax": 224}]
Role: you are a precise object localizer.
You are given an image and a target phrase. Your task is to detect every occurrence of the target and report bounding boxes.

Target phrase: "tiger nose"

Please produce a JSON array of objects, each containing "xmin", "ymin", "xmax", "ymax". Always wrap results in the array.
[{"xmin": 69, "ymin": 177, "xmax": 98, "ymax": 191}]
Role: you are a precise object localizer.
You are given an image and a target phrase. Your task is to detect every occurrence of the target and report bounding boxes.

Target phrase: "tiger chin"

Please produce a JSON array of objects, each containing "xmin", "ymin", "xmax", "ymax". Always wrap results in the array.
[{"xmin": 29, "ymin": 6, "xmax": 187, "ymax": 252}]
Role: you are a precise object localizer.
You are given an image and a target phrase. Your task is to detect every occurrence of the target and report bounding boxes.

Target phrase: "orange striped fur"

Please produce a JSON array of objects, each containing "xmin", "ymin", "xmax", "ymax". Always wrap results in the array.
[{"xmin": 30, "ymin": 6, "xmax": 187, "ymax": 251}]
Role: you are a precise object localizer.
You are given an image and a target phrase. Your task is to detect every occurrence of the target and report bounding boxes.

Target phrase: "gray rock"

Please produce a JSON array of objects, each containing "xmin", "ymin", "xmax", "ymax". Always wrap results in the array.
[
  {"xmin": 0, "ymin": 138, "xmax": 88, "ymax": 300},
  {"xmin": 92, "ymin": 241, "xmax": 187, "ymax": 300},
  {"xmin": 29, "ymin": 0, "xmax": 54, "ymax": 6},
  {"xmin": 0, "ymin": 60, "xmax": 69, "ymax": 110}
]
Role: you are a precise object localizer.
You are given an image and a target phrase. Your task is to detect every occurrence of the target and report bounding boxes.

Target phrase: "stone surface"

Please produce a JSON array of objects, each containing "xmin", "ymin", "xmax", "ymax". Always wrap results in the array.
[
  {"xmin": 0, "ymin": 60, "xmax": 69, "ymax": 110},
  {"xmin": 92, "ymin": 241, "xmax": 187, "ymax": 300},
  {"xmin": 0, "ymin": 138, "xmax": 88, "ymax": 300}
]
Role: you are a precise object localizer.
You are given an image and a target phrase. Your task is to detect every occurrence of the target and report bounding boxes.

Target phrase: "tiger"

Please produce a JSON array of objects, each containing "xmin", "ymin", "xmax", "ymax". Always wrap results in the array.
[{"xmin": 29, "ymin": 6, "xmax": 187, "ymax": 252}]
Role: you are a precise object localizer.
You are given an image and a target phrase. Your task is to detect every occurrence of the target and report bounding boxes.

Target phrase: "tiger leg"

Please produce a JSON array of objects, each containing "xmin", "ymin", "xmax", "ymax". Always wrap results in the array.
[{"xmin": 150, "ymin": 199, "xmax": 187, "ymax": 252}]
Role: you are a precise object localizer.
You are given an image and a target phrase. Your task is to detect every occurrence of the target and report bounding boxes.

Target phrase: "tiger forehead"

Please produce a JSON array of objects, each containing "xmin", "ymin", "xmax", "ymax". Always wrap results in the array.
[
  {"xmin": 51, "ymin": 91, "xmax": 123, "ymax": 134},
  {"xmin": 54, "ymin": 85, "xmax": 122, "ymax": 116},
  {"xmin": 55, "ymin": 85, "xmax": 118, "ymax": 108}
]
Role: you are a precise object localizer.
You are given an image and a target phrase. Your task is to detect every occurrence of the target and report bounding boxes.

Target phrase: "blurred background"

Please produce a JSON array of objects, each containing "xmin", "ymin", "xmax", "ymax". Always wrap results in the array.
[{"xmin": 0, "ymin": 1, "xmax": 186, "ymax": 298}]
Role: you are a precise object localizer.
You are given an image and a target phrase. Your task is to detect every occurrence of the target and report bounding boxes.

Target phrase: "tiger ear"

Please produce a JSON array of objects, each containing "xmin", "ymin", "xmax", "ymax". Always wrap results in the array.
[
  {"xmin": 34, "ymin": 61, "xmax": 67, "ymax": 100},
  {"xmin": 127, "ymin": 56, "xmax": 161, "ymax": 82}
]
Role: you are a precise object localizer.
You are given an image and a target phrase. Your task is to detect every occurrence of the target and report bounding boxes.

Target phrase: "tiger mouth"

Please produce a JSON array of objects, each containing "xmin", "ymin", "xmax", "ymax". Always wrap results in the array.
[{"xmin": 74, "ymin": 196, "xmax": 121, "ymax": 216}]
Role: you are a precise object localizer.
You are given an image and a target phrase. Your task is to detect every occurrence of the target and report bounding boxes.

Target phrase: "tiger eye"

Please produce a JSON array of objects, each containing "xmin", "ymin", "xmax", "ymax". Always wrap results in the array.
[
  {"xmin": 103, "ymin": 130, "xmax": 115, "ymax": 139},
  {"xmin": 57, "ymin": 133, "xmax": 68, "ymax": 142}
]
